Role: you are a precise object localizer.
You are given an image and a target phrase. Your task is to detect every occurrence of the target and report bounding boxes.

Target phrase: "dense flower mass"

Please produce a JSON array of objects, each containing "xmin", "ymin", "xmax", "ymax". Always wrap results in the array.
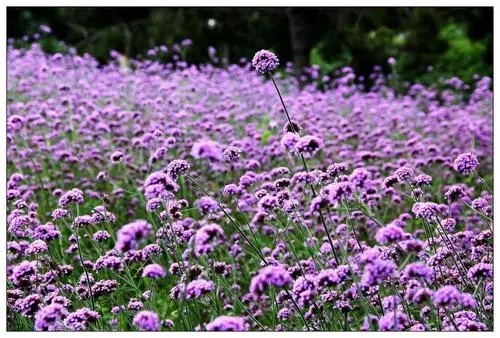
[{"xmin": 6, "ymin": 41, "xmax": 493, "ymax": 332}]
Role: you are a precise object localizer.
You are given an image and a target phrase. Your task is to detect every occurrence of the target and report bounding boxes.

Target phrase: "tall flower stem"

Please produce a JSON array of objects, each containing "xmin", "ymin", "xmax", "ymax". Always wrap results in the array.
[
  {"xmin": 185, "ymin": 175, "xmax": 266, "ymax": 263},
  {"xmin": 269, "ymin": 73, "xmax": 311, "ymax": 173},
  {"xmin": 185, "ymin": 174, "xmax": 311, "ymax": 330},
  {"xmin": 268, "ymin": 72, "xmax": 338, "ymax": 265},
  {"xmin": 472, "ymin": 170, "xmax": 493, "ymax": 195}
]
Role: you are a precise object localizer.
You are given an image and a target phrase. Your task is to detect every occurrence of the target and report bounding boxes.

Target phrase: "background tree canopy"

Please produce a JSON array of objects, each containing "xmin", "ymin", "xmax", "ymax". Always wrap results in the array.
[{"xmin": 7, "ymin": 7, "xmax": 493, "ymax": 86}]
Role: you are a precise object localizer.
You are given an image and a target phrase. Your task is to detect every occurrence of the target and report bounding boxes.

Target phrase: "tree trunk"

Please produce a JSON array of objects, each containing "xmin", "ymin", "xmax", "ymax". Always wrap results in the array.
[{"xmin": 287, "ymin": 8, "xmax": 308, "ymax": 76}]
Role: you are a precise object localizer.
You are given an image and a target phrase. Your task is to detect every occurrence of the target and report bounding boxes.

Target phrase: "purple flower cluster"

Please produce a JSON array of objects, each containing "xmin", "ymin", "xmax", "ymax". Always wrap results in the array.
[
  {"xmin": 252, "ymin": 50, "xmax": 279, "ymax": 74},
  {"xmin": 250, "ymin": 265, "xmax": 292, "ymax": 296},
  {"xmin": 133, "ymin": 310, "xmax": 161, "ymax": 331},
  {"xmin": 205, "ymin": 316, "xmax": 248, "ymax": 331},
  {"xmin": 453, "ymin": 153, "xmax": 479, "ymax": 175},
  {"xmin": 6, "ymin": 43, "xmax": 492, "ymax": 332}
]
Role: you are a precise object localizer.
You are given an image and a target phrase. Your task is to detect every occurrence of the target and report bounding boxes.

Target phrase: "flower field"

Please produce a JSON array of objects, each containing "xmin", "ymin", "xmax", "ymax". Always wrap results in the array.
[{"xmin": 6, "ymin": 43, "xmax": 493, "ymax": 331}]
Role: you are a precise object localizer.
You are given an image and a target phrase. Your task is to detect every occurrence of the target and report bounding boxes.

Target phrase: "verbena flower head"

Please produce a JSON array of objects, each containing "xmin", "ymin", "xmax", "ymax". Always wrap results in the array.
[
  {"xmin": 133, "ymin": 310, "xmax": 161, "ymax": 331},
  {"xmin": 453, "ymin": 152, "xmax": 479, "ymax": 175},
  {"xmin": 361, "ymin": 258, "xmax": 397, "ymax": 287},
  {"xmin": 142, "ymin": 263, "xmax": 166, "ymax": 279},
  {"xmin": 378, "ymin": 311, "xmax": 409, "ymax": 331},
  {"xmin": 166, "ymin": 159, "xmax": 190, "ymax": 180},
  {"xmin": 205, "ymin": 315, "xmax": 248, "ymax": 331},
  {"xmin": 64, "ymin": 308, "xmax": 100, "ymax": 331},
  {"xmin": 412, "ymin": 202, "xmax": 441, "ymax": 221},
  {"xmin": 375, "ymin": 224, "xmax": 409, "ymax": 244},
  {"xmin": 58, "ymin": 188, "xmax": 84, "ymax": 208},
  {"xmin": 394, "ymin": 166, "xmax": 414, "ymax": 183},
  {"xmin": 109, "ymin": 150, "xmax": 124, "ymax": 163},
  {"xmin": 223, "ymin": 146, "xmax": 241, "ymax": 162},
  {"xmin": 283, "ymin": 119, "xmax": 302, "ymax": 133},
  {"xmin": 116, "ymin": 220, "xmax": 153, "ymax": 252},
  {"xmin": 252, "ymin": 49, "xmax": 279, "ymax": 74},
  {"xmin": 185, "ymin": 279, "xmax": 214, "ymax": 299},
  {"xmin": 296, "ymin": 135, "xmax": 323, "ymax": 154},
  {"xmin": 444, "ymin": 185, "xmax": 466, "ymax": 202},
  {"xmin": 433, "ymin": 285, "xmax": 477, "ymax": 310},
  {"xmin": 250, "ymin": 264, "xmax": 291, "ymax": 296},
  {"xmin": 34, "ymin": 303, "xmax": 68, "ymax": 331}
]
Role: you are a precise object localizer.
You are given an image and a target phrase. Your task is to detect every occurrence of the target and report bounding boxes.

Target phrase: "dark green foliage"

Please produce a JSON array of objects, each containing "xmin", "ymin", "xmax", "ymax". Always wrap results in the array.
[{"xmin": 7, "ymin": 7, "xmax": 492, "ymax": 86}]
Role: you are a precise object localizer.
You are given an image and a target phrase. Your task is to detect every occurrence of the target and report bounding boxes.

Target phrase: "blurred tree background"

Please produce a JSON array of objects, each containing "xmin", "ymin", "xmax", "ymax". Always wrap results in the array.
[{"xmin": 7, "ymin": 7, "xmax": 493, "ymax": 85}]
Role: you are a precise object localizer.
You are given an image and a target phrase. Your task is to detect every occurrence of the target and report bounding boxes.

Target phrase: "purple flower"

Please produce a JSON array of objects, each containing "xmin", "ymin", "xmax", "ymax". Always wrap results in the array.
[
  {"xmin": 34, "ymin": 303, "xmax": 68, "ymax": 331},
  {"xmin": 195, "ymin": 196, "xmax": 219, "ymax": 214},
  {"xmin": 25, "ymin": 239, "xmax": 48, "ymax": 255},
  {"xmin": 258, "ymin": 195, "xmax": 278, "ymax": 210},
  {"xmin": 453, "ymin": 152, "xmax": 479, "ymax": 175},
  {"xmin": 378, "ymin": 311, "xmax": 409, "ymax": 331},
  {"xmin": 109, "ymin": 150, "xmax": 124, "ymax": 163},
  {"xmin": 143, "ymin": 172, "xmax": 179, "ymax": 200},
  {"xmin": 142, "ymin": 264, "xmax": 166, "ymax": 279},
  {"xmin": 252, "ymin": 50, "xmax": 279, "ymax": 73},
  {"xmin": 394, "ymin": 166, "xmax": 414, "ymax": 182},
  {"xmin": 52, "ymin": 208, "xmax": 69, "ymax": 220},
  {"xmin": 93, "ymin": 230, "xmax": 111, "ymax": 242},
  {"xmin": 283, "ymin": 119, "xmax": 302, "ymax": 133},
  {"xmin": 146, "ymin": 198, "xmax": 163, "ymax": 213},
  {"xmin": 64, "ymin": 308, "xmax": 100, "ymax": 331},
  {"xmin": 91, "ymin": 280, "xmax": 119, "ymax": 298},
  {"xmin": 15, "ymin": 294, "xmax": 42, "ymax": 316},
  {"xmin": 133, "ymin": 310, "xmax": 161, "ymax": 331},
  {"xmin": 412, "ymin": 174, "xmax": 432, "ymax": 186},
  {"xmin": 383, "ymin": 175, "xmax": 398, "ymax": 188},
  {"xmin": 222, "ymin": 184, "xmax": 241, "ymax": 196},
  {"xmin": 292, "ymin": 275, "xmax": 316, "ymax": 307},
  {"xmin": 467, "ymin": 263, "xmax": 492, "ymax": 282},
  {"xmin": 433, "ymin": 285, "xmax": 477, "ymax": 309},
  {"xmin": 33, "ymin": 222, "xmax": 60, "ymax": 241},
  {"xmin": 296, "ymin": 135, "xmax": 323, "ymax": 154},
  {"xmin": 315, "ymin": 265, "xmax": 350, "ymax": 287},
  {"xmin": 280, "ymin": 132, "xmax": 300, "ymax": 153},
  {"xmin": 445, "ymin": 185, "xmax": 466, "ymax": 202},
  {"xmin": 11, "ymin": 260, "xmax": 37, "ymax": 287},
  {"xmin": 223, "ymin": 146, "xmax": 241, "ymax": 162},
  {"xmin": 327, "ymin": 162, "xmax": 349, "ymax": 177},
  {"xmin": 166, "ymin": 159, "xmax": 190, "ymax": 180},
  {"xmin": 94, "ymin": 253, "xmax": 124, "ymax": 272},
  {"xmin": 444, "ymin": 311, "xmax": 488, "ymax": 331},
  {"xmin": 250, "ymin": 264, "xmax": 291, "ymax": 296},
  {"xmin": 321, "ymin": 181, "xmax": 354, "ymax": 206},
  {"xmin": 58, "ymin": 188, "xmax": 84, "ymax": 208},
  {"xmin": 401, "ymin": 262, "xmax": 434, "ymax": 283},
  {"xmin": 185, "ymin": 279, "xmax": 214, "ymax": 299},
  {"xmin": 127, "ymin": 298, "xmax": 144, "ymax": 311},
  {"xmin": 471, "ymin": 197, "xmax": 491, "ymax": 214},
  {"xmin": 412, "ymin": 202, "xmax": 441, "ymax": 221},
  {"xmin": 191, "ymin": 139, "xmax": 223, "ymax": 162},
  {"xmin": 277, "ymin": 308, "xmax": 292, "ymax": 321},
  {"xmin": 442, "ymin": 218, "xmax": 456, "ymax": 232},
  {"xmin": 375, "ymin": 224, "xmax": 409, "ymax": 244},
  {"xmin": 206, "ymin": 316, "xmax": 248, "ymax": 331},
  {"xmin": 361, "ymin": 258, "xmax": 396, "ymax": 287},
  {"xmin": 115, "ymin": 220, "xmax": 152, "ymax": 252}
]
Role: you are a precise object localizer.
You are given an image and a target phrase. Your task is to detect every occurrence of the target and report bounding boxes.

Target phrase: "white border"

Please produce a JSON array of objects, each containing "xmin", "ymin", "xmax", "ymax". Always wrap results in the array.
[{"xmin": 1, "ymin": 3, "xmax": 498, "ymax": 337}]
